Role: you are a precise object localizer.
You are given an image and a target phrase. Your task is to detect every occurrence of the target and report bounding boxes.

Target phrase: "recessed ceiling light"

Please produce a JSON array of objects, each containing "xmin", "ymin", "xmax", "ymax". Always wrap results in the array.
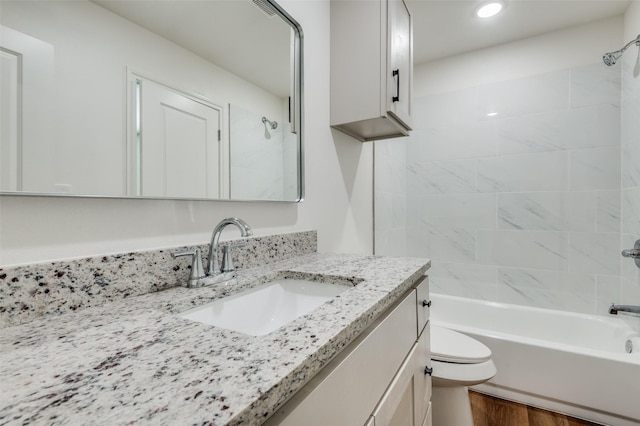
[{"xmin": 476, "ymin": 2, "xmax": 504, "ymax": 18}]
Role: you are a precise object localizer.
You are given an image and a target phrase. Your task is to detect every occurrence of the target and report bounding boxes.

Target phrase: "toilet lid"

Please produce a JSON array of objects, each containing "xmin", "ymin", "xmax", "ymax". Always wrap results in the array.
[{"xmin": 431, "ymin": 325, "xmax": 492, "ymax": 364}]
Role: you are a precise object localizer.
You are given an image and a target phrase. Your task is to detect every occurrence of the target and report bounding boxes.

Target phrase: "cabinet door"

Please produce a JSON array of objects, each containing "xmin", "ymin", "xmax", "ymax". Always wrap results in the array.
[
  {"xmin": 421, "ymin": 403, "xmax": 432, "ymax": 426},
  {"xmin": 415, "ymin": 324, "xmax": 432, "ymax": 425},
  {"xmin": 268, "ymin": 291, "xmax": 418, "ymax": 426},
  {"xmin": 371, "ymin": 343, "xmax": 418, "ymax": 426},
  {"xmin": 386, "ymin": 0, "xmax": 412, "ymax": 129}
]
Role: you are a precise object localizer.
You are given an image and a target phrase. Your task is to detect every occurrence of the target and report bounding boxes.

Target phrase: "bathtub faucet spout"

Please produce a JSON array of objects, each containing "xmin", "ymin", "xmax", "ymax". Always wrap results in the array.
[{"xmin": 608, "ymin": 304, "xmax": 640, "ymax": 316}]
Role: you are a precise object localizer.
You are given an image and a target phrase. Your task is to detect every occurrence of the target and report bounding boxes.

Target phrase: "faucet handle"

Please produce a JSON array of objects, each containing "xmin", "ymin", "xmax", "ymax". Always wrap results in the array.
[
  {"xmin": 220, "ymin": 242, "xmax": 245, "ymax": 273},
  {"xmin": 171, "ymin": 248, "xmax": 205, "ymax": 287}
]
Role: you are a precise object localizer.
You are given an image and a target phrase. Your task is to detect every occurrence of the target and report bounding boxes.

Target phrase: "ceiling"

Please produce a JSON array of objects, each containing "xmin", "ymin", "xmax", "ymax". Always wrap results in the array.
[{"xmin": 407, "ymin": 0, "xmax": 633, "ymax": 64}]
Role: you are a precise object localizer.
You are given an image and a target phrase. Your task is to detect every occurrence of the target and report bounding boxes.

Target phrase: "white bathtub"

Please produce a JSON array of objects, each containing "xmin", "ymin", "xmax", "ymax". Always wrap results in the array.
[{"xmin": 430, "ymin": 293, "xmax": 640, "ymax": 426}]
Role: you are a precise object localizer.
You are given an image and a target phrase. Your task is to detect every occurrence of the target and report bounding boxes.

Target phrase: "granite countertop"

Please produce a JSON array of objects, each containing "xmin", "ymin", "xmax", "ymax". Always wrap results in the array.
[{"xmin": 0, "ymin": 253, "xmax": 429, "ymax": 426}]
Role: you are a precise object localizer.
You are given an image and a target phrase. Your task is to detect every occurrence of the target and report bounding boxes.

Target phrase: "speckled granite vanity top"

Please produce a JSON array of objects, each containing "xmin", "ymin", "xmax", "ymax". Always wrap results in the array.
[{"xmin": 0, "ymin": 253, "xmax": 429, "ymax": 426}]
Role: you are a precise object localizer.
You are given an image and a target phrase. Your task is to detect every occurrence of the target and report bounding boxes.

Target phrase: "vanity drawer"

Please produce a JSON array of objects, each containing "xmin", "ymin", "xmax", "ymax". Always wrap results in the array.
[{"xmin": 416, "ymin": 276, "xmax": 430, "ymax": 336}]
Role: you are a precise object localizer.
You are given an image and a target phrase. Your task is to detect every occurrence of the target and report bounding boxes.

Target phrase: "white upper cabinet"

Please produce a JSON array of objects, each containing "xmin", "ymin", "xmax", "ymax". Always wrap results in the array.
[{"xmin": 330, "ymin": 0, "xmax": 413, "ymax": 142}]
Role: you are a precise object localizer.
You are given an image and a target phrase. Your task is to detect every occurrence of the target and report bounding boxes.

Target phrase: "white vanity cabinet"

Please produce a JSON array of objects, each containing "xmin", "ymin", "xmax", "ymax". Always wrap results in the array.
[
  {"xmin": 330, "ymin": 0, "xmax": 413, "ymax": 142},
  {"xmin": 265, "ymin": 276, "xmax": 431, "ymax": 426}
]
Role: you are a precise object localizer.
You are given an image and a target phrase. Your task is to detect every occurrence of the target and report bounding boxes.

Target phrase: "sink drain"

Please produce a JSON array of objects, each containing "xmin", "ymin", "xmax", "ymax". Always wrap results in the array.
[{"xmin": 626, "ymin": 339, "xmax": 633, "ymax": 353}]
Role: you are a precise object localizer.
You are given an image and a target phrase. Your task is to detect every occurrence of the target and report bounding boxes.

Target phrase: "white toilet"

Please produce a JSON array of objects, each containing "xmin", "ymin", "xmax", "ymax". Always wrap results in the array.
[{"xmin": 430, "ymin": 325, "xmax": 497, "ymax": 426}]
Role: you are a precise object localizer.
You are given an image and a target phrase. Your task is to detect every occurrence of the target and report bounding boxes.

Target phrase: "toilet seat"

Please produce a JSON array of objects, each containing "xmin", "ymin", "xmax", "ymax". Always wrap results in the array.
[
  {"xmin": 431, "ymin": 324, "xmax": 492, "ymax": 364},
  {"xmin": 431, "ymin": 359, "xmax": 497, "ymax": 387},
  {"xmin": 430, "ymin": 325, "xmax": 497, "ymax": 387}
]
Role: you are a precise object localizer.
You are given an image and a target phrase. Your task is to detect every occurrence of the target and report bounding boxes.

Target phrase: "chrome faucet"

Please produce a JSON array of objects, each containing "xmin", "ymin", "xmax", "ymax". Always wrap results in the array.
[
  {"xmin": 207, "ymin": 217, "xmax": 253, "ymax": 277},
  {"xmin": 609, "ymin": 304, "xmax": 640, "ymax": 316},
  {"xmin": 172, "ymin": 217, "xmax": 252, "ymax": 287}
]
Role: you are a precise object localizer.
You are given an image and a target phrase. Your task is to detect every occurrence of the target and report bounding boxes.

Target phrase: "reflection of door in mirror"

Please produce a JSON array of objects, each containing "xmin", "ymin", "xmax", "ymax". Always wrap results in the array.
[
  {"xmin": 0, "ymin": 25, "xmax": 55, "ymax": 193},
  {"xmin": 0, "ymin": 47, "xmax": 20, "ymax": 191},
  {"xmin": 133, "ymin": 77, "xmax": 223, "ymax": 199}
]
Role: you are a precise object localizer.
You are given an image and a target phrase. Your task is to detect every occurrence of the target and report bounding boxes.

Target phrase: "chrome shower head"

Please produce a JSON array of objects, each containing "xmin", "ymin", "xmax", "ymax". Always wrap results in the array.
[
  {"xmin": 603, "ymin": 34, "xmax": 640, "ymax": 66},
  {"xmin": 262, "ymin": 116, "xmax": 278, "ymax": 139},
  {"xmin": 262, "ymin": 116, "xmax": 277, "ymax": 129},
  {"xmin": 252, "ymin": 0, "xmax": 275, "ymax": 16},
  {"xmin": 603, "ymin": 50, "xmax": 623, "ymax": 66}
]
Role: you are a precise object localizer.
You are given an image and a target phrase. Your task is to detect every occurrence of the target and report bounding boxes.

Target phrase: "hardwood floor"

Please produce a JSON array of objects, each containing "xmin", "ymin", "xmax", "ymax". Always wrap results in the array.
[{"xmin": 469, "ymin": 391, "xmax": 604, "ymax": 426}]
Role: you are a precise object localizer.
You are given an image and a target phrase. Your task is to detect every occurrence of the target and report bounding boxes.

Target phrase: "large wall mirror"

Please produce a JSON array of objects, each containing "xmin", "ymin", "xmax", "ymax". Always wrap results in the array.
[{"xmin": 0, "ymin": 0, "xmax": 303, "ymax": 202}]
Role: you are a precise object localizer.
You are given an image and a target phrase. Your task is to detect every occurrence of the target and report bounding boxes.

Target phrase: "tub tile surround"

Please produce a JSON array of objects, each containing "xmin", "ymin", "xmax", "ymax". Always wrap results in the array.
[
  {"xmin": 375, "ymin": 61, "xmax": 639, "ymax": 316},
  {"xmin": 0, "ymin": 250, "xmax": 430, "ymax": 425},
  {"xmin": 0, "ymin": 230, "xmax": 317, "ymax": 328},
  {"xmin": 620, "ymin": 53, "xmax": 640, "ymax": 332}
]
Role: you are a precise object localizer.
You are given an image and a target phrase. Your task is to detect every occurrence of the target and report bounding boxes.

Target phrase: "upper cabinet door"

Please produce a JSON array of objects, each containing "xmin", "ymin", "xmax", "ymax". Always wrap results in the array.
[
  {"xmin": 330, "ymin": 0, "xmax": 414, "ymax": 142},
  {"xmin": 387, "ymin": 0, "xmax": 413, "ymax": 130}
]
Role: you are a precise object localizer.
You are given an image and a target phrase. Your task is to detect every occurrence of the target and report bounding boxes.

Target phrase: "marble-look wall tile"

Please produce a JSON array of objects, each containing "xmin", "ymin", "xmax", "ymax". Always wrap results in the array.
[
  {"xmin": 595, "ymin": 104, "xmax": 622, "ymax": 148},
  {"xmin": 568, "ymin": 232, "xmax": 620, "ymax": 275},
  {"xmin": 406, "ymin": 194, "xmax": 422, "ymax": 230},
  {"xmin": 497, "ymin": 191, "xmax": 595, "ymax": 232},
  {"xmin": 407, "ymin": 159, "xmax": 477, "ymax": 194},
  {"xmin": 421, "ymin": 194, "xmax": 496, "ymax": 229},
  {"xmin": 374, "ymin": 229, "xmax": 407, "ymax": 257},
  {"xmin": 497, "ymin": 268, "xmax": 596, "ymax": 313},
  {"xmin": 569, "ymin": 146, "xmax": 621, "ymax": 191},
  {"xmin": 413, "ymin": 89, "xmax": 480, "ymax": 129},
  {"xmin": 477, "ymin": 70, "xmax": 570, "ymax": 117},
  {"xmin": 618, "ymin": 41, "xmax": 640, "ymax": 320},
  {"xmin": 428, "ymin": 261, "xmax": 498, "ymax": 300},
  {"xmin": 622, "ymin": 135, "xmax": 640, "ymax": 188},
  {"xmin": 407, "ymin": 227, "xmax": 476, "ymax": 263},
  {"xmin": 621, "ymin": 59, "xmax": 640, "ymax": 146},
  {"xmin": 596, "ymin": 275, "xmax": 621, "ymax": 315},
  {"xmin": 375, "ymin": 61, "xmax": 629, "ymax": 316},
  {"xmin": 375, "ymin": 138, "xmax": 407, "ymax": 194},
  {"xmin": 477, "ymin": 230, "xmax": 568, "ymax": 271},
  {"xmin": 374, "ymin": 138, "xmax": 408, "ymax": 255},
  {"xmin": 374, "ymin": 192, "xmax": 392, "ymax": 231},
  {"xmin": 570, "ymin": 63, "xmax": 621, "ymax": 108},
  {"xmin": 375, "ymin": 192, "xmax": 406, "ymax": 231},
  {"xmin": 419, "ymin": 122, "xmax": 497, "ymax": 161},
  {"xmin": 620, "ymin": 273, "xmax": 640, "ymax": 300},
  {"xmin": 497, "ymin": 281, "xmax": 595, "ymax": 313},
  {"xmin": 596, "ymin": 190, "xmax": 621, "ymax": 233},
  {"xmin": 478, "ymin": 151, "xmax": 568, "ymax": 192},
  {"xmin": 496, "ymin": 107, "xmax": 596, "ymax": 155},
  {"xmin": 622, "ymin": 186, "xmax": 640, "ymax": 236}
]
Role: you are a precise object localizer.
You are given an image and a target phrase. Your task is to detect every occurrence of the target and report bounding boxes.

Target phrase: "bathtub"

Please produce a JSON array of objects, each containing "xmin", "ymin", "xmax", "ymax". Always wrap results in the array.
[{"xmin": 430, "ymin": 293, "xmax": 640, "ymax": 426}]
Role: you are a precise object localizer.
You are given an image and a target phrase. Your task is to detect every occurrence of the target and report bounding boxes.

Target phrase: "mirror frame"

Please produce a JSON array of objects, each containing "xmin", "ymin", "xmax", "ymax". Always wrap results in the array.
[{"xmin": 0, "ymin": 0, "xmax": 304, "ymax": 203}]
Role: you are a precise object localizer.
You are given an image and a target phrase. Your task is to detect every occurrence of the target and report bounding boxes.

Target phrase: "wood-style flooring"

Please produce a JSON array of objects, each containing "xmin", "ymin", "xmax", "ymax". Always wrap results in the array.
[{"xmin": 469, "ymin": 391, "xmax": 604, "ymax": 426}]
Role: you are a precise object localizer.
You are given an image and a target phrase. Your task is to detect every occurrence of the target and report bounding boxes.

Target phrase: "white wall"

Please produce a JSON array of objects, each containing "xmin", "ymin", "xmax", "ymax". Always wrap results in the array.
[{"xmin": 0, "ymin": 0, "xmax": 375, "ymax": 267}]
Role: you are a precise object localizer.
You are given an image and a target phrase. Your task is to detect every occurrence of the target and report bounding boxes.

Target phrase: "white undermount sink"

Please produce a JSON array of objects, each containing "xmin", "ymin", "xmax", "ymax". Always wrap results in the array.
[{"xmin": 178, "ymin": 279, "xmax": 350, "ymax": 336}]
